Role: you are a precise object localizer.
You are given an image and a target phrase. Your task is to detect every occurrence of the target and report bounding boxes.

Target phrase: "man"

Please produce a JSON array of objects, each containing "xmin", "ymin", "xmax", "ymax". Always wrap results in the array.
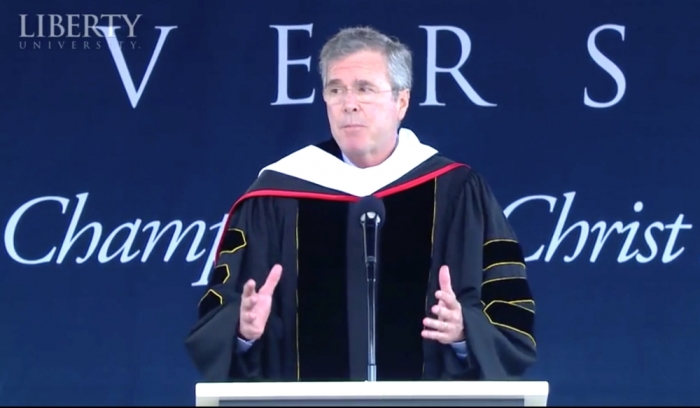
[{"xmin": 185, "ymin": 26, "xmax": 536, "ymax": 382}]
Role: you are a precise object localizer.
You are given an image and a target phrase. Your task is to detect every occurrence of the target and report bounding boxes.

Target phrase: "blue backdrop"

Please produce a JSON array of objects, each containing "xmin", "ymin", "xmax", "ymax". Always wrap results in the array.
[{"xmin": 2, "ymin": 0, "xmax": 699, "ymax": 405}]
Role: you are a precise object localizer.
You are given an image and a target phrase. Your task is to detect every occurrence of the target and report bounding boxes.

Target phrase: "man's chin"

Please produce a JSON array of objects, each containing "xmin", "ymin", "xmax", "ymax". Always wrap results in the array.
[
  {"xmin": 339, "ymin": 140, "xmax": 371, "ymax": 156},
  {"xmin": 336, "ymin": 131, "xmax": 366, "ymax": 147}
]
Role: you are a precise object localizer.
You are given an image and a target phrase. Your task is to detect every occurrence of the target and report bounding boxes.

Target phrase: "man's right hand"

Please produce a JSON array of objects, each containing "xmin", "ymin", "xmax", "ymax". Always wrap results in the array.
[{"xmin": 238, "ymin": 264, "xmax": 283, "ymax": 341}]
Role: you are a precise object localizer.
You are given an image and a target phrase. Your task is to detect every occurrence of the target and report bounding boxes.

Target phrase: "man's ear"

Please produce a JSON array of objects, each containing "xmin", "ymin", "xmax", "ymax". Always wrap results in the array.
[{"xmin": 397, "ymin": 89, "xmax": 410, "ymax": 121}]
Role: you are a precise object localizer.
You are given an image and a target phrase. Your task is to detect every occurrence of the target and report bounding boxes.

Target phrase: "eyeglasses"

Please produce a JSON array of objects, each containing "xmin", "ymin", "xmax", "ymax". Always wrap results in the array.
[{"xmin": 322, "ymin": 84, "xmax": 394, "ymax": 104}]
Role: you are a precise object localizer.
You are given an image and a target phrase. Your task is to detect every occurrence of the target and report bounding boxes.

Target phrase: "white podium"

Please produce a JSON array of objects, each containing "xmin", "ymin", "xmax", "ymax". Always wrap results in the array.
[{"xmin": 195, "ymin": 381, "xmax": 549, "ymax": 407}]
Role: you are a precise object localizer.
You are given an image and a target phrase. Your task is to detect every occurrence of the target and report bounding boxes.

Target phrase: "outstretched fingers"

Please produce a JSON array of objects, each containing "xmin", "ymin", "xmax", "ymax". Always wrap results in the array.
[
  {"xmin": 259, "ymin": 264, "xmax": 283, "ymax": 296},
  {"xmin": 241, "ymin": 280, "xmax": 257, "ymax": 311}
]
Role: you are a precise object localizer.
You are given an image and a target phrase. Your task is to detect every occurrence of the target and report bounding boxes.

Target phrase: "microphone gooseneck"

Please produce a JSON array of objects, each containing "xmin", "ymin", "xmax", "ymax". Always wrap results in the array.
[{"xmin": 356, "ymin": 196, "xmax": 385, "ymax": 382}]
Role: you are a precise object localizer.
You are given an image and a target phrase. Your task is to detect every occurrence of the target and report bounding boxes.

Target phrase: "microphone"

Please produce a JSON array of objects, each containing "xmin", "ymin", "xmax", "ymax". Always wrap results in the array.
[{"xmin": 354, "ymin": 195, "xmax": 385, "ymax": 382}]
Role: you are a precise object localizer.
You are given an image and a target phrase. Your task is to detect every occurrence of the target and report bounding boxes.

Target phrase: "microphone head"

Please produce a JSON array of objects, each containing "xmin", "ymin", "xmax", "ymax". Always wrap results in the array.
[{"xmin": 354, "ymin": 195, "xmax": 386, "ymax": 226}]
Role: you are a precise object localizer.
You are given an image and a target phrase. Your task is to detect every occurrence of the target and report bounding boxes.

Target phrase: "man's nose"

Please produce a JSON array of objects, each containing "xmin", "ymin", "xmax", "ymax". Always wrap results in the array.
[{"xmin": 342, "ymin": 93, "xmax": 360, "ymax": 112}]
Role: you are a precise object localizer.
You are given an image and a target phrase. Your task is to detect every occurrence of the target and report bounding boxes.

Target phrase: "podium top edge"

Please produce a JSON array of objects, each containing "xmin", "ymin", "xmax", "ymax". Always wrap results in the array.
[{"xmin": 195, "ymin": 381, "xmax": 550, "ymax": 399}]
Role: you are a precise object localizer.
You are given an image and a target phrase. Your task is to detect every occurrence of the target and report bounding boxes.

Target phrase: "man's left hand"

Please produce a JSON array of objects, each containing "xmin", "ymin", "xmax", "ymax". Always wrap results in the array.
[{"xmin": 421, "ymin": 265, "xmax": 465, "ymax": 344}]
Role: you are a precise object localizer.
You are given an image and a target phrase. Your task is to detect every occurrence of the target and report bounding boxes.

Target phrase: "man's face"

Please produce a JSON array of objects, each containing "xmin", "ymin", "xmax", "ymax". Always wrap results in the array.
[{"xmin": 323, "ymin": 50, "xmax": 409, "ymax": 159}]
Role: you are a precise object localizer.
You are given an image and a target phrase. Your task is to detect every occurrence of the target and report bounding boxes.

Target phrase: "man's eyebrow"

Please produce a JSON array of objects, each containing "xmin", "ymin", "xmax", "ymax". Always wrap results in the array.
[
  {"xmin": 325, "ymin": 79, "xmax": 379, "ymax": 87},
  {"xmin": 355, "ymin": 79, "xmax": 376, "ymax": 87},
  {"xmin": 325, "ymin": 79, "xmax": 343, "ymax": 87}
]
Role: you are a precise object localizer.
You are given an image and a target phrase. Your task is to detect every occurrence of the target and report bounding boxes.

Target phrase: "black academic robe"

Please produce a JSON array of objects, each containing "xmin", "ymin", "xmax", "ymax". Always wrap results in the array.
[{"xmin": 184, "ymin": 139, "xmax": 537, "ymax": 383}]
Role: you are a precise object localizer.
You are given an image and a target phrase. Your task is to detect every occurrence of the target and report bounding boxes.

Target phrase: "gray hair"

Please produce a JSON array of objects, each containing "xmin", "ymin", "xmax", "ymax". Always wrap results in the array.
[{"xmin": 318, "ymin": 26, "xmax": 413, "ymax": 93}]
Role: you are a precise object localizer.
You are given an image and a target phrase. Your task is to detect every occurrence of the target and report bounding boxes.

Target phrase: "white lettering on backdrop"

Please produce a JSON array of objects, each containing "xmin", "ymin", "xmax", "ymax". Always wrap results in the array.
[
  {"xmin": 98, "ymin": 24, "xmax": 178, "ymax": 109},
  {"xmin": 503, "ymin": 192, "xmax": 692, "ymax": 263},
  {"xmin": 3, "ymin": 193, "xmax": 226, "ymax": 287},
  {"xmin": 2, "ymin": 191, "xmax": 693, "ymax": 288},
  {"xmin": 584, "ymin": 24, "xmax": 627, "ymax": 108},
  {"xmin": 270, "ymin": 24, "xmax": 315, "ymax": 105},
  {"xmin": 269, "ymin": 23, "xmax": 627, "ymax": 109}
]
